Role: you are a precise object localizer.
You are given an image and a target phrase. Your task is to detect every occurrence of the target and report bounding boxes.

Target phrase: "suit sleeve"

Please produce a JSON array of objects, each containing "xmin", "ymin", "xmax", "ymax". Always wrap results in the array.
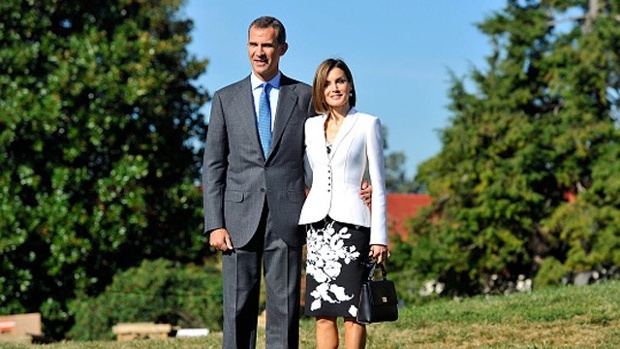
[
  {"xmin": 202, "ymin": 91, "xmax": 228, "ymax": 233},
  {"xmin": 303, "ymin": 121, "xmax": 313, "ymax": 189},
  {"xmin": 366, "ymin": 117, "xmax": 388, "ymax": 246},
  {"xmin": 303, "ymin": 90, "xmax": 316, "ymax": 189}
]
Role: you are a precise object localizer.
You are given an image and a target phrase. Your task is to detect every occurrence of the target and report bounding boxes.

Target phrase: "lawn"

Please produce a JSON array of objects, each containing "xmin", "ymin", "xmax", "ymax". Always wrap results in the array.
[{"xmin": 1, "ymin": 280, "xmax": 619, "ymax": 348}]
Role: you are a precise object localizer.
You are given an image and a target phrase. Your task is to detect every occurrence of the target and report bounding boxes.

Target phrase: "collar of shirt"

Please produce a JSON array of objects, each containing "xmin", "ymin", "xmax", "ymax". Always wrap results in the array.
[{"xmin": 251, "ymin": 71, "xmax": 281, "ymax": 90}]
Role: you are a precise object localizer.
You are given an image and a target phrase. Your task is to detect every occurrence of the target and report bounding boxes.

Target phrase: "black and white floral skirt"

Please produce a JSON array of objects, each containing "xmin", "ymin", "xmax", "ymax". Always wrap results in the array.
[{"xmin": 304, "ymin": 217, "xmax": 370, "ymax": 318}]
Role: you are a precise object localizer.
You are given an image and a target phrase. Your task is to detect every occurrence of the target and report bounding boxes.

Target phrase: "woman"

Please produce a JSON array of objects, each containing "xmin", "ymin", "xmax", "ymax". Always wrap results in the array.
[{"xmin": 299, "ymin": 58, "xmax": 388, "ymax": 349}]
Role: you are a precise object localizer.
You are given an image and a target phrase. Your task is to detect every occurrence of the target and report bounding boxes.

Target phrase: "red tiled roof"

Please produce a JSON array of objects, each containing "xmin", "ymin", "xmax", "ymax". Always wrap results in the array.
[{"xmin": 387, "ymin": 193, "xmax": 432, "ymax": 239}]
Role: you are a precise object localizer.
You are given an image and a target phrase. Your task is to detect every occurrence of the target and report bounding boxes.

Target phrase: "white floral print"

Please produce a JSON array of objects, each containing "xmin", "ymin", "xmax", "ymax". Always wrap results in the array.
[{"xmin": 306, "ymin": 220, "xmax": 362, "ymax": 316}]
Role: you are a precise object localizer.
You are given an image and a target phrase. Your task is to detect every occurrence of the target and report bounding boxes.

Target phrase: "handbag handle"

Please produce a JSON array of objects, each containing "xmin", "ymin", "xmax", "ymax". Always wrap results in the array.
[{"xmin": 365, "ymin": 260, "xmax": 388, "ymax": 282}]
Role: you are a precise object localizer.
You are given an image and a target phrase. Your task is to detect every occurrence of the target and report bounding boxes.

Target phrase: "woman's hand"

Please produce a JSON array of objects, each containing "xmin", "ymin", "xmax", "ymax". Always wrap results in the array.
[{"xmin": 369, "ymin": 244, "xmax": 389, "ymax": 264}]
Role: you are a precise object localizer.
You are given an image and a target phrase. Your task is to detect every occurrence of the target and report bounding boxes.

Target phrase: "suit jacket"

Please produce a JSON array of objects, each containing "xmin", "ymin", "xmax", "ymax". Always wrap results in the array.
[
  {"xmin": 298, "ymin": 108, "xmax": 388, "ymax": 246},
  {"xmin": 202, "ymin": 74, "xmax": 314, "ymax": 248}
]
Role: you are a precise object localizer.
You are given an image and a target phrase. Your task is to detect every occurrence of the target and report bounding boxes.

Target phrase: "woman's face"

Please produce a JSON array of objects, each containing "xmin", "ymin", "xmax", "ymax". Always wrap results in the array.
[{"xmin": 323, "ymin": 67, "xmax": 352, "ymax": 111}]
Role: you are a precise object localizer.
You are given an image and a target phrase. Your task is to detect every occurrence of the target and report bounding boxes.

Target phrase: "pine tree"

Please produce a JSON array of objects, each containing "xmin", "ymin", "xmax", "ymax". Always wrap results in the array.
[{"xmin": 403, "ymin": 0, "xmax": 620, "ymax": 296}]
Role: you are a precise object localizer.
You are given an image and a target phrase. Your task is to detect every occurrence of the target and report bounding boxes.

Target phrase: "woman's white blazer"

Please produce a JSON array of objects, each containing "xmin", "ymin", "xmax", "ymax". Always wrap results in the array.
[{"xmin": 298, "ymin": 108, "xmax": 388, "ymax": 246}]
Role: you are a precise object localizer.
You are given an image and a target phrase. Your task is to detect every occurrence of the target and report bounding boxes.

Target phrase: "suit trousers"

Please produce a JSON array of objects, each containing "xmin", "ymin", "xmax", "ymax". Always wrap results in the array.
[{"xmin": 221, "ymin": 203, "xmax": 303, "ymax": 349}]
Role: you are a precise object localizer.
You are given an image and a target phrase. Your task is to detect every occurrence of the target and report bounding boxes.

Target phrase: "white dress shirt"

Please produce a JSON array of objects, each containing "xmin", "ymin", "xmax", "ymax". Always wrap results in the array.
[{"xmin": 251, "ymin": 72, "xmax": 281, "ymax": 129}]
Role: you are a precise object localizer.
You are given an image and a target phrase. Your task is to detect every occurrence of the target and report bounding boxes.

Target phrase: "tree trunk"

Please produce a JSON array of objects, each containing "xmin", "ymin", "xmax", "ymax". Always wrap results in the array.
[{"xmin": 583, "ymin": 0, "xmax": 599, "ymax": 32}]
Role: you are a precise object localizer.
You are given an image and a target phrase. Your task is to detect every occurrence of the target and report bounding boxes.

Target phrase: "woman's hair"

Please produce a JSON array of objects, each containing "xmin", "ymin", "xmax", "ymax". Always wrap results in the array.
[
  {"xmin": 312, "ymin": 58, "xmax": 356, "ymax": 114},
  {"xmin": 249, "ymin": 16, "xmax": 286, "ymax": 47}
]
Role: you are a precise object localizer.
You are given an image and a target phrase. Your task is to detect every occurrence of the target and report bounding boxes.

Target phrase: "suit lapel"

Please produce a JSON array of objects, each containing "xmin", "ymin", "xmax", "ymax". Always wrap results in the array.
[
  {"xmin": 231, "ymin": 77, "xmax": 263, "ymax": 156},
  {"xmin": 329, "ymin": 109, "xmax": 358, "ymax": 159},
  {"xmin": 268, "ymin": 76, "xmax": 298, "ymax": 160}
]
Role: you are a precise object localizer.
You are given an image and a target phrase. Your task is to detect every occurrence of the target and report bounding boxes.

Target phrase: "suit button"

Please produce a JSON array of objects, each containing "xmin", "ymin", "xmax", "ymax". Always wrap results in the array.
[{"xmin": 260, "ymin": 188, "xmax": 266, "ymax": 192}]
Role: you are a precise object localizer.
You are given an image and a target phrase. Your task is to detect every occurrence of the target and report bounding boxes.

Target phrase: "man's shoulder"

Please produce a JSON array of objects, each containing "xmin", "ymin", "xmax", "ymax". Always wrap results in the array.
[
  {"xmin": 213, "ymin": 74, "xmax": 311, "ymax": 97},
  {"xmin": 214, "ymin": 76, "xmax": 250, "ymax": 96},
  {"xmin": 281, "ymin": 74, "xmax": 309, "ymax": 86},
  {"xmin": 280, "ymin": 74, "xmax": 311, "ymax": 92}
]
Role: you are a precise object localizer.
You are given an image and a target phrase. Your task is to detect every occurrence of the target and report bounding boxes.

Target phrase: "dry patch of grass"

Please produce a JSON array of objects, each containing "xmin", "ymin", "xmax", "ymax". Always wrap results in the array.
[{"xmin": 366, "ymin": 320, "xmax": 620, "ymax": 349}]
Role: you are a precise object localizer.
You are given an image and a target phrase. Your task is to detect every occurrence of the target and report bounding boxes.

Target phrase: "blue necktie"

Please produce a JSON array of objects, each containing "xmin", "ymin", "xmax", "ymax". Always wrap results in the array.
[{"xmin": 258, "ymin": 83, "xmax": 272, "ymax": 157}]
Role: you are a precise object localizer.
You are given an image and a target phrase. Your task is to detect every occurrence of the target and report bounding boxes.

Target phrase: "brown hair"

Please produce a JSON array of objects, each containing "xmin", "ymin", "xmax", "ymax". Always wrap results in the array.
[
  {"xmin": 248, "ymin": 16, "xmax": 287, "ymax": 47},
  {"xmin": 312, "ymin": 58, "xmax": 356, "ymax": 114}
]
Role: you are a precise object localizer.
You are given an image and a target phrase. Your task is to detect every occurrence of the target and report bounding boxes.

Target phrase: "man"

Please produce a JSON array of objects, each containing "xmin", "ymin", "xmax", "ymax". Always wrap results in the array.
[{"xmin": 202, "ymin": 16, "xmax": 370, "ymax": 349}]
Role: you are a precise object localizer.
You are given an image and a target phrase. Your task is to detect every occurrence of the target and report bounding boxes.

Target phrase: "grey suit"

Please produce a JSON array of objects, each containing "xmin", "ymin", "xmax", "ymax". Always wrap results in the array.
[{"xmin": 203, "ymin": 74, "xmax": 314, "ymax": 348}]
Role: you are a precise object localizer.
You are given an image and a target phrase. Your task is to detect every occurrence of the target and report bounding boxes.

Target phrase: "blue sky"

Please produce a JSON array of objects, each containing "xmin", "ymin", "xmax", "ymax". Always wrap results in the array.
[{"xmin": 182, "ymin": 1, "xmax": 505, "ymax": 177}]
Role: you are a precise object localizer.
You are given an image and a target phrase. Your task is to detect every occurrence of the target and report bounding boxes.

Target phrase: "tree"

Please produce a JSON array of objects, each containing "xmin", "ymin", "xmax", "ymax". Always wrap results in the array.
[
  {"xmin": 381, "ymin": 127, "xmax": 418, "ymax": 193},
  {"xmin": 0, "ymin": 0, "xmax": 208, "ymax": 338},
  {"xmin": 404, "ymin": 0, "xmax": 620, "ymax": 296}
]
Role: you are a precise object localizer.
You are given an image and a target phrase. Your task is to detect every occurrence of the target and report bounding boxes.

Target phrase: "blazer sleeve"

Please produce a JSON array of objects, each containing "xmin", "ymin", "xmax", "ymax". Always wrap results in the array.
[
  {"xmin": 202, "ymin": 90, "xmax": 227, "ymax": 233},
  {"xmin": 366, "ymin": 117, "xmax": 388, "ymax": 246}
]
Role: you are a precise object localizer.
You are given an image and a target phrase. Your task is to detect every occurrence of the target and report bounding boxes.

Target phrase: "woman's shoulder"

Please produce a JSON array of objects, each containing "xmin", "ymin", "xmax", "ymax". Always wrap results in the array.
[
  {"xmin": 305, "ymin": 114, "xmax": 326, "ymax": 126},
  {"xmin": 304, "ymin": 114, "xmax": 326, "ymax": 137}
]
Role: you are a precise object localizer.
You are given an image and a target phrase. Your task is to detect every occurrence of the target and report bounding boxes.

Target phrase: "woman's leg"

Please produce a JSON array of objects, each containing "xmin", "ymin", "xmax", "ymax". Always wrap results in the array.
[
  {"xmin": 316, "ymin": 316, "xmax": 339, "ymax": 349},
  {"xmin": 343, "ymin": 317, "xmax": 366, "ymax": 349}
]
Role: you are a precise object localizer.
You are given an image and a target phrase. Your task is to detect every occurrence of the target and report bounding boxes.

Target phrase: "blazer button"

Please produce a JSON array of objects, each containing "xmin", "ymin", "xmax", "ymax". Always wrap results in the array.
[{"xmin": 260, "ymin": 188, "xmax": 266, "ymax": 192}]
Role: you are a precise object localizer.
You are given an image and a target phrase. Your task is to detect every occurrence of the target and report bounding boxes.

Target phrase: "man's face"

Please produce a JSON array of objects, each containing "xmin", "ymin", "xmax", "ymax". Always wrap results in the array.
[{"xmin": 247, "ymin": 25, "xmax": 288, "ymax": 82}]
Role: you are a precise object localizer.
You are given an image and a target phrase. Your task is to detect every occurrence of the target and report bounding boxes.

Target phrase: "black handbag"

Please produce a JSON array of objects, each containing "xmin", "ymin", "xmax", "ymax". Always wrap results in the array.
[{"xmin": 357, "ymin": 261, "xmax": 399, "ymax": 324}]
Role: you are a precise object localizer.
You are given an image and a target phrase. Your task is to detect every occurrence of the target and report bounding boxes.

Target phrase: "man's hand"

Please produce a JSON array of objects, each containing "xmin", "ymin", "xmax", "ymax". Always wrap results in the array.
[
  {"xmin": 360, "ymin": 181, "xmax": 372, "ymax": 207},
  {"xmin": 209, "ymin": 228, "xmax": 234, "ymax": 251}
]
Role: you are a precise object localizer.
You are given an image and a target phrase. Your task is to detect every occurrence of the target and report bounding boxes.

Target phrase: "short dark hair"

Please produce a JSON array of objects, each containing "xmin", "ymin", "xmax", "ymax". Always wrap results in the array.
[
  {"xmin": 249, "ymin": 16, "xmax": 287, "ymax": 47},
  {"xmin": 312, "ymin": 59, "xmax": 356, "ymax": 114}
]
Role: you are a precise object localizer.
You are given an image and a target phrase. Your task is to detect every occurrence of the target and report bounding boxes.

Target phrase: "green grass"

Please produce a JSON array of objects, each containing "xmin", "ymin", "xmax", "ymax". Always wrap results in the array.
[{"xmin": 2, "ymin": 280, "xmax": 619, "ymax": 348}]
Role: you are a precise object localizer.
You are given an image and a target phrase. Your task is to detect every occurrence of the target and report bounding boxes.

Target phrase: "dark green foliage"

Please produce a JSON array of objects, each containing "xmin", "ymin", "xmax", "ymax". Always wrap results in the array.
[
  {"xmin": 381, "ymin": 127, "xmax": 418, "ymax": 193},
  {"xmin": 384, "ymin": 151, "xmax": 418, "ymax": 193},
  {"xmin": 534, "ymin": 256, "xmax": 570, "ymax": 287},
  {"xmin": 400, "ymin": 0, "xmax": 620, "ymax": 297},
  {"xmin": 67, "ymin": 259, "xmax": 223, "ymax": 341},
  {"xmin": 0, "ymin": 0, "xmax": 210, "ymax": 339}
]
